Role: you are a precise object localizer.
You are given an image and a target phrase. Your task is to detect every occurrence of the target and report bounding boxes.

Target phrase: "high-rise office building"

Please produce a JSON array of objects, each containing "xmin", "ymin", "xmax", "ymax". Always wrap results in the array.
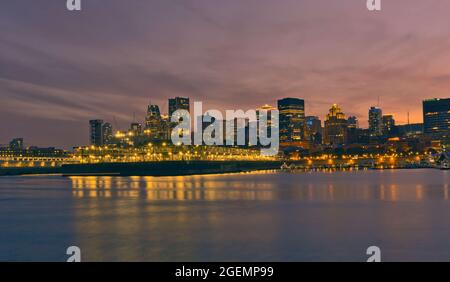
[
  {"xmin": 257, "ymin": 105, "xmax": 277, "ymax": 125},
  {"xmin": 423, "ymin": 98, "xmax": 450, "ymax": 140},
  {"xmin": 89, "ymin": 120, "xmax": 104, "ymax": 146},
  {"xmin": 369, "ymin": 107, "xmax": 383, "ymax": 137},
  {"xmin": 306, "ymin": 116, "xmax": 322, "ymax": 133},
  {"xmin": 347, "ymin": 116, "xmax": 359, "ymax": 144},
  {"xmin": 356, "ymin": 128, "xmax": 370, "ymax": 144},
  {"xmin": 160, "ymin": 115, "xmax": 171, "ymax": 141},
  {"xmin": 306, "ymin": 116, "xmax": 322, "ymax": 145},
  {"xmin": 397, "ymin": 123, "xmax": 424, "ymax": 138},
  {"xmin": 130, "ymin": 122, "xmax": 142, "ymax": 136},
  {"xmin": 277, "ymin": 98, "xmax": 305, "ymax": 143},
  {"xmin": 169, "ymin": 97, "xmax": 190, "ymax": 119},
  {"xmin": 102, "ymin": 123, "xmax": 113, "ymax": 145},
  {"xmin": 382, "ymin": 115, "xmax": 396, "ymax": 137},
  {"xmin": 347, "ymin": 116, "xmax": 358, "ymax": 129},
  {"xmin": 257, "ymin": 105, "xmax": 277, "ymax": 140},
  {"xmin": 145, "ymin": 105, "xmax": 164, "ymax": 140},
  {"xmin": 324, "ymin": 104, "xmax": 347, "ymax": 146}
]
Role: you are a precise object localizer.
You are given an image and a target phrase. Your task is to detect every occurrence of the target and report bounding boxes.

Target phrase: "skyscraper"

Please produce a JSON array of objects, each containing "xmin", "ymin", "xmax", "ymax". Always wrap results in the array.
[
  {"xmin": 382, "ymin": 115, "xmax": 395, "ymax": 137},
  {"xmin": 102, "ymin": 123, "xmax": 113, "ymax": 145},
  {"xmin": 130, "ymin": 122, "xmax": 143, "ymax": 136},
  {"xmin": 423, "ymin": 98, "xmax": 450, "ymax": 140},
  {"xmin": 257, "ymin": 104, "xmax": 277, "ymax": 126},
  {"xmin": 306, "ymin": 116, "xmax": 322, "ymax": 145},
  {"xmin": 277, "ymin": 98, "xmax": 305, "ymax": 143},
  {"xmin": 369, "ymin": 107, "xmax": 383, "ymax": 137},
  {"xmin": 169, "ymin": 97, "xmax": 190, "ymax": 120},
  {"xmin": 145, "ymin": 105, "xmax": 164, "ymax": 140},
  {"xmin": 306, "ymin": 116, "xmax": 322, "ymax": 133},
  {"xmin": 160, "ymin": 115, "xmax": 171, "ymax": 141},
  {"xmin": 324, "ymin": 104, "xmax": 347, "ymax": 146},
  {"xmin": 347, "ymin": 116, "xmax": 358, "ymax": 129},
  {"xmin": 397, "ymin": 123, "xmax": 423, "ymax": 138},
  {"xmin": 89, "ymin": 120, "xmax": 104, "ymax": 146},
  {"xmin": 257, "ymin": 105, "xmax": 277, "ymax": 140},
  {"xmin": 347, "ymin": 116, "xmax": 359, "ymax": 144}
]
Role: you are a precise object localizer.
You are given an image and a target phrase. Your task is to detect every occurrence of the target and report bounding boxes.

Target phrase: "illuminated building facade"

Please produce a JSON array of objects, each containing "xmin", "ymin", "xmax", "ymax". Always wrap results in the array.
[
  {"xmin": 145, "ymin": 105, "xmax": 165, "ymax": 140},
  {"xmin": 160, "ymin": 115, "xmax": 171, "ymax": 141},
  {"xmin": 130, "ymin": 123, "xmax": 143, "ymax": 136},
  {"xmin": 324, "ymin": 104, "xmax": 347, "ymax": 146},
  {"xmin": 169, "ymin": 97, "xmax": 190, "ymax": 119},
  {"xmin": 347, "ymin": 116, "xmax": 358, "ymax": 129},
  {"xmin": 397, "ymin": 123, "xmax": 423, "ymax": 138},
  {"xmin": 347, "ymin": 116, "xmax": 359, "ymax": 144},
  {"xmin": 257, "ymin": 105, "xmax": 277, "ymax": 143},
  {"xmin": 423, "ymin": 98, "xmax": 450, "ymax": 141},
  {"xmin": 277, "ymin": 98, "xmax": 305, "ymax": 143},
  {"xmin": 369, "ymin": 107, "xmax": 383, "ymax": 137},
  {"xmin": 382, "ymin": 115, "xmax": 396, "ymax": 137},
  {"xmin": 306, "ymin": 116, "xmax": 322, "ymax": 145},
  {"xmin": 102, "ymin": 123, "xmax": 113, "ymax": 145}
]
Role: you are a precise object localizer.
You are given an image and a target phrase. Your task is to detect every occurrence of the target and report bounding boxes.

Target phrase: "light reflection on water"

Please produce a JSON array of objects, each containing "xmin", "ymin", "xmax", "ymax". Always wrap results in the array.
[
  {"xmin": 69, "ymin": 170, "xmax": 449, "ymax": 202},
  {"xmin": 1, "ymin": 169, "xmax": 449, "ymax": 262}
]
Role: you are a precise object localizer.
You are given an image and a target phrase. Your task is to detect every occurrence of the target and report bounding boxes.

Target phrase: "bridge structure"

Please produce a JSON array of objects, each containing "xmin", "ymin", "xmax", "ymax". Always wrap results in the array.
[{"xmin": 0, "ymin": 156, "xmax": 73, "ymax": 168}]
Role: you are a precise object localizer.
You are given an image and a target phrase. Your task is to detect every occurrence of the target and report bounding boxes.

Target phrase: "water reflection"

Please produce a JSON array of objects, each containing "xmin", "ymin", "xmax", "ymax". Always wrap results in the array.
[
  {"xmin": 70, "ymin": 170, "xmax": 449, "ymax": 202},
  {"xmin": 67, "ymin": 170, "xmax": 450, "ymax": 261},
  {"xmin": 2, "ymin": 169, "xmax": 450, "ymax": 261}
]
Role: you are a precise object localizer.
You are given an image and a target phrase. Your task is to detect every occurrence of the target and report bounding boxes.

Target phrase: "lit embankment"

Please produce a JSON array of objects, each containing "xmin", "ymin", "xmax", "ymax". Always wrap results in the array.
[
  {"xmin": 0, "ymin": 145, "xmax": 435, "ymax": 176},
  {"xmin": 71, "ymin": 144, "xmax": 277, "ymax": 163},
  {"xmin": 0, "ymin": 145, "xmax": 280, "ymax": 176},
  {"xmin": 0, "ymin": 156, "xmax": 68, "ymax": 176},
  {"xmin": 67, "ymin": 143, "xmax": 281, "ymax": 176},
  {"xmin": 285, "ymin": 153, "xmax": 433, "ymax": 170}
]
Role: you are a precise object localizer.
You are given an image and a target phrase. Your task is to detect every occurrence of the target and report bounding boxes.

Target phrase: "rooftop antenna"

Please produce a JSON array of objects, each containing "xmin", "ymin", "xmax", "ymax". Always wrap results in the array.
[{"xmin": 377, "ymin": 95, "xmax": 380, "ymax": 108}]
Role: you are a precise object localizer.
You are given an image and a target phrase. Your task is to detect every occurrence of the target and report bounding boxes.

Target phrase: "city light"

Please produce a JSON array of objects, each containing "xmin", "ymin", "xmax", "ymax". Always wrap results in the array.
[{"xmin": 0, "ymin": 97, "xmax": 448, "ymax": 169}]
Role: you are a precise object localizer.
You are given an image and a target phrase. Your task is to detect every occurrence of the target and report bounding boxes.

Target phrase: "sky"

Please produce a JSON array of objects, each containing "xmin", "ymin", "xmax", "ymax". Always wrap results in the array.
[{"xmin": 1, "ymin": 0, "xmax": 450, "ymax": 148}]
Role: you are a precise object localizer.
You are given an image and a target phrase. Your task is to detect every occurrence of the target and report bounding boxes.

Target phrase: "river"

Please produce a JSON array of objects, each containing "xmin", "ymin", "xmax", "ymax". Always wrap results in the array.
[{"xmin": 0, "ymin": 169, "xmax": 448, "ymax": 261}]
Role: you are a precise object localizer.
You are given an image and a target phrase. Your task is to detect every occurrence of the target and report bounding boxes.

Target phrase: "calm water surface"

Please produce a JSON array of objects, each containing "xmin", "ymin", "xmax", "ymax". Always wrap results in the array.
[{"xmin": 0, "ymin": 169, "xmax": 449, "ymax": 261}]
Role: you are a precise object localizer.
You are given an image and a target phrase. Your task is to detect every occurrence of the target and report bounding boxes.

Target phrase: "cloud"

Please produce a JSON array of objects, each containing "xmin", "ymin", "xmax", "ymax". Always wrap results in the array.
[{"xmin": 1, "ymin": 0, "xmax": 450, "ymax": 146}]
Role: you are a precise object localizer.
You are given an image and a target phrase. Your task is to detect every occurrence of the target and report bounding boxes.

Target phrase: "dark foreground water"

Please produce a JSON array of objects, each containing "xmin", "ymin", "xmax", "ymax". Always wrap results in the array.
[{"xmin": 0, "ymin": 169, "xmax": 449, "ymax": 262}]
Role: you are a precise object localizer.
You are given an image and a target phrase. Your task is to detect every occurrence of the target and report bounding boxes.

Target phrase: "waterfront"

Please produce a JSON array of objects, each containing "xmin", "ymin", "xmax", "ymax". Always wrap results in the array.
[{"xmin": 0, "ymin": 169, "xmax": 449, "ymax": 262}]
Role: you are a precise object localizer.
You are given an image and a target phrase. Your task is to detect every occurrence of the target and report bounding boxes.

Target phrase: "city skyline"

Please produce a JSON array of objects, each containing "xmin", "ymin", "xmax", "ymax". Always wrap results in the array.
[
  {"xmin": 2, "ymin": 1, "xmax": 450, "ymax": 147},
  {"xmin": 0, "ymin": 96, "xmax": 436, "ymax": 149},
  {"xmin": 5, "ymin": 96, "xmax": 444, "ymax": 151}
]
